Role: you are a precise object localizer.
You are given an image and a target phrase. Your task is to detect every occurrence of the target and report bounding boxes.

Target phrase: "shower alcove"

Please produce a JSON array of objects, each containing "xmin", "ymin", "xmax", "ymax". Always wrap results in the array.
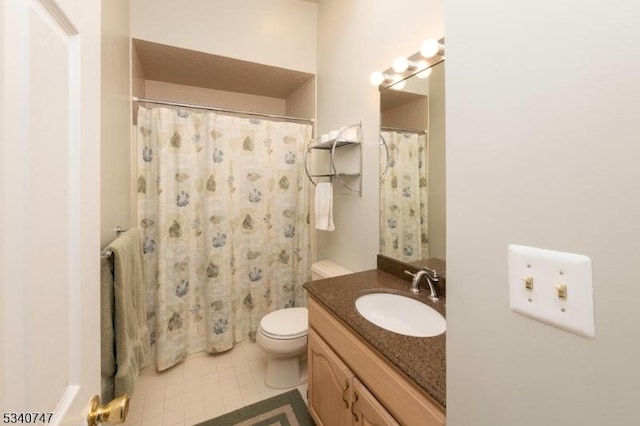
[{"xmin": 130, "ymin": 37, "xmax": 318, "ymax": 374}]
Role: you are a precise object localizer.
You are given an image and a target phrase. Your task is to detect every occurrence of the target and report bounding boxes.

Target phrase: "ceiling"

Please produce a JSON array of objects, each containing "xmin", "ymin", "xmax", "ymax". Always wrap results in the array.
[{"xmin": 133, "ymin": 39, "xmax": 314, "ymax": 99}]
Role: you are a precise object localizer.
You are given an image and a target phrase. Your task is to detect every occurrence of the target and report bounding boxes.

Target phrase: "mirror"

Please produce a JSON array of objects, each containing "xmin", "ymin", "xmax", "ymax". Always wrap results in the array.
[{"xmin": 379, "ymin": 61, "xmax": 446, "ymax": 263}]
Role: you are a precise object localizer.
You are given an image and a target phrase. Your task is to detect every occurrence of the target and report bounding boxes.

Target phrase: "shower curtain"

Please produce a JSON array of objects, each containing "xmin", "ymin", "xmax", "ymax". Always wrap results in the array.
[
  {"xmin": 379, "ymin": 130, "xmax": 429, "ymax": 262},
  {"xmin": 136, "ymin": 106, "xmax": 311, "ymax": 371}
]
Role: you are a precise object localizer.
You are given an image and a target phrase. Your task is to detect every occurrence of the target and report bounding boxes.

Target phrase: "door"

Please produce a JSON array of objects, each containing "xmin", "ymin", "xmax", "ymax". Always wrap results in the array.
[
  {"xmin": 308, "ymin": 329, "xmax": 354, "ymax": 426},
  {"xmin": 1, "ymin": 0, "xmax": 101, "ymax": 424},
  {"xmin": 352, "ymin": 378, "xmax": 400, "ymax": 426}
]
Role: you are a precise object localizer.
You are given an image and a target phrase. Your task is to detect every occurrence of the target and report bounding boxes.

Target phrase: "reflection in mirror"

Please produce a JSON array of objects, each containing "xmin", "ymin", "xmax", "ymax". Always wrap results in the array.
[{"xmin": 379, "ymin": 61, "xmax": 445, "ymax": 263}]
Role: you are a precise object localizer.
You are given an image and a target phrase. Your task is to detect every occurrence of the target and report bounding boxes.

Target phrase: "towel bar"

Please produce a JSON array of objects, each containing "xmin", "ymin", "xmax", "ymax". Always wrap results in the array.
[
  {"xmin": 100, "ymin": 225, "xmax": 128, "ymax": 258},
  {"xmin": 304, "ymin": 121, "xmax": 362, "ymax": 196}
]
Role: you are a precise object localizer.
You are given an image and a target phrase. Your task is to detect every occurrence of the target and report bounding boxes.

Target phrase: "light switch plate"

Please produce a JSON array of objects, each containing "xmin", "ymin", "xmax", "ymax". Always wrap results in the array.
[{"xmin": 508, "ymin": 245, "xmax": 595, "ymax": 339}]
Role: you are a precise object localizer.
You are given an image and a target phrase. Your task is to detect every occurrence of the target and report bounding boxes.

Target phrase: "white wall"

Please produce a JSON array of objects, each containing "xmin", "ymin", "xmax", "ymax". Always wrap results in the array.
[
  {"xmin": 130, "ymin": 0, "xmax": 317, "ymax": 73},
  {"xmin": 316, "ymin": 0, "xmax": 444, "ymax": 271},
  {"xmin": 101, "ymin": 0, "xmax": 132, "ymax": 248},
  {"xmin": 446, "ymin": 0, "xmax": 640, "ymax": 424}
]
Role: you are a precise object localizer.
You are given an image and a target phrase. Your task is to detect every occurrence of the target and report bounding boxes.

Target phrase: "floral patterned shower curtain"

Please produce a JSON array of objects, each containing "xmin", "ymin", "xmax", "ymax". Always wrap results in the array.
[
  {"xmin": 136, "ymin": 106, "xmax": 311, "ymax": 371},
  {"xmin": 379, "ymin": 130, "xmax": 429, "ymax": 263}
]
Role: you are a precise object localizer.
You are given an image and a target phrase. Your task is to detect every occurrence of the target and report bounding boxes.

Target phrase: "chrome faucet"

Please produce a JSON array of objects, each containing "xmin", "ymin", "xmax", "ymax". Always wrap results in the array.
[{"xmin": 404, "ymin": 268, "xmax": 440, "ymax": 301}]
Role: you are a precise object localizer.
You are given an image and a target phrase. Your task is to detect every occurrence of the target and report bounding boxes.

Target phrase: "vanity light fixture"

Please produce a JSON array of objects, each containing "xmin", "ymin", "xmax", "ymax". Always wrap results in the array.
[
  {"xmin": 370, "ymin": 37, "xmax": 444, "ymax": 88},
  {"xmin": 390, "ymin": 77, "xmax": 406, "ymax": 90},
  {"xmin": 369, "ymin": 71, "xmax": 394, "ymax": 86},
  {"xmin": 420, "ymin": 38, "xmax": 445, "ymax": 59},
  {"xmin": 415, "ymin": 60, "xmax": 431, "ymax": 78},
  {"xmin": 415, "ymin": 60, "xmax": 428, "ymax": 70},
  {"xmin": 392, "ymin": 56, "xmax": 419, "ymax": 73},
  {"xmin": 417, "ymin": 67, "xmax": 432, "ymax": 79}
]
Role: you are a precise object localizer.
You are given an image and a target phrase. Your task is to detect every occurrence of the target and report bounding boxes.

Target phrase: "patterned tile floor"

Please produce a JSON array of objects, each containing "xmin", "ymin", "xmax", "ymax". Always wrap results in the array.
[{"xmin": 122, "ymin": 341, "xmax": 308, "ymax": 426}]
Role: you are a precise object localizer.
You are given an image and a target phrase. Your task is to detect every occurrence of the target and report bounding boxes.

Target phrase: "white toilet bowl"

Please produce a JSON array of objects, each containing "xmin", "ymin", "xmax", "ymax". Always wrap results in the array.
[
  {"xmin": 256, "ymin": 307, "xmax": 308, "ymax": 389},
  {"xmin": 256, "ymin": 260, "xmax": 353, "ymax": 389}
]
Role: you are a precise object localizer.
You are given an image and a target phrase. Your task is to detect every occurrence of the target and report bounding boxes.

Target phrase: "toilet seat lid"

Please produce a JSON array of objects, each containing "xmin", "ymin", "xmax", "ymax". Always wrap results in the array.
[{"xmin": 260, "ymin": 307, "xmax": 308, "ymax": 339}]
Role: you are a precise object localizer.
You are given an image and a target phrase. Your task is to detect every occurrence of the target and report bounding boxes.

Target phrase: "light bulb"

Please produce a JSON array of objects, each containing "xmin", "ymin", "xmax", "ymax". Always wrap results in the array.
[
  {"xmin": 421, "ymin": 38, "xmax": 444, "ymax": 58},
  {"xmin": 370, "ymin": 71, "xmax": 385, "ymax": 86},
  {"xmin": 390, "ymin": 77, "xmax": 406, "ymax": 90},
  {"xmin": 417, "ymin": 68, "xmax": 432, "ymax": 79},
  {"xmin": 392, "ymin": 56, "xmax": 409, "ymax": 73}
]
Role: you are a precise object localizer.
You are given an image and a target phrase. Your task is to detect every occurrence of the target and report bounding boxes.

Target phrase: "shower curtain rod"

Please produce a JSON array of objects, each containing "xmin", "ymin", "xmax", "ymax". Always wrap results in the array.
[
  {"xmin": 133, "ymin": 97, "xmax": 314, "ymax": 124},
  {"xmin": 381, "ymin": 126, "xmax": 427, "ymax": 135}
]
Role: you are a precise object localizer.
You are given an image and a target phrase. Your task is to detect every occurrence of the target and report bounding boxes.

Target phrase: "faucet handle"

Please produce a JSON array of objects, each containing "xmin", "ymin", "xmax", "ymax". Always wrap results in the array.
[
  {"xmin": 403, "ymin": 269, "xmax": 440, "ymax": 300},
  {"xmin": 424, "ymin": 267, "xmax": 439, "ymax": 279},
  {"xmin": 404, "ymin": 270, "xmax": 422, "ymax": 294}
]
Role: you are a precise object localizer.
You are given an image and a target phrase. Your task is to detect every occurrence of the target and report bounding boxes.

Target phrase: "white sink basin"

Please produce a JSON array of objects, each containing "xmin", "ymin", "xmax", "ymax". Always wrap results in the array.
[{"xmin": 355, "ymin": 292, "xmax": 446, "ymax": 337}]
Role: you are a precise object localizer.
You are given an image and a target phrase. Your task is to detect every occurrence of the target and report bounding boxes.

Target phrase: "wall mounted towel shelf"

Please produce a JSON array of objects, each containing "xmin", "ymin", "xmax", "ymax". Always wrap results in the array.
[{"xmin": 305, "ymin": 122, "xmax": 362, "ymax": 196}]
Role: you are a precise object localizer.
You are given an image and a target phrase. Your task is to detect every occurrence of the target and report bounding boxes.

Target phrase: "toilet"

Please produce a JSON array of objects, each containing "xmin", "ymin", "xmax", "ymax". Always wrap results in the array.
[{"xmin": 256, "ymin": 260, "xmax": 352, "ymax": 388}]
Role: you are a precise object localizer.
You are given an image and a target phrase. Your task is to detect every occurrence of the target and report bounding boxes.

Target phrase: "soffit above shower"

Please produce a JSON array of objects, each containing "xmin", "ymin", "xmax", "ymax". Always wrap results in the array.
[
  {"xmin": 133, "ymin": 39, "xmax": 315, "ymax": 99},
  {"xmin": 381, "ymin": 90, "xmax": 425, "ymax": 112}
]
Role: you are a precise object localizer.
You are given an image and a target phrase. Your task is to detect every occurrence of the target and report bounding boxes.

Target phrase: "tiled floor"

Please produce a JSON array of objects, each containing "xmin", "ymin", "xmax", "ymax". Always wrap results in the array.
[{"xmin": 122, "ymin": 341, "xmax": 308, "ymax": 426}]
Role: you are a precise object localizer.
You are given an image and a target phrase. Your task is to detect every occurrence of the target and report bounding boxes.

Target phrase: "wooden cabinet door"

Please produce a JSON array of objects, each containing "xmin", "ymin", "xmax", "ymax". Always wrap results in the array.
[
  {"xmin": 308, "ymin": 328, "xmax": 354, "ymax": 426},
  {"xmin": 352, "ymin": 378, "xmax": 400, "ymax": 426}
]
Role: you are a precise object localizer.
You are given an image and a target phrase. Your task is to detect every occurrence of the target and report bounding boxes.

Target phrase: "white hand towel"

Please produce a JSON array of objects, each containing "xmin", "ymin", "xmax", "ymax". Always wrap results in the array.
[{"xmin": 315, "ymin": 182, "xmax": 335, "ymax": 231}]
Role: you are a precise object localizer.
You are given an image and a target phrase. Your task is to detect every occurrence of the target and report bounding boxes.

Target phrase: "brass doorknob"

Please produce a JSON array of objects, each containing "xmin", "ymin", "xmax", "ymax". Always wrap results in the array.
[{"xmin": 87, "ymin": 394, "xmax": 129, "ymax": 426}]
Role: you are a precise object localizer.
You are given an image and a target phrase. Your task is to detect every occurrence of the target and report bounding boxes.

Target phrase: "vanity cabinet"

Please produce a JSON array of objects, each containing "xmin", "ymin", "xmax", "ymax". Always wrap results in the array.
[
  {"xmin": 307, "ymin": 297, "xmax": 445, "ymax": 426},
  {"xmin": 308, "ymin": 329, "xmax": 353, "ymax": 425},
  {"xmin": 309, "ymin": 329, "xmax": 399, "ymax": 425},
  {"xmin": 352, "ymin": 377, "xmax": 400, "ymax": 425}
]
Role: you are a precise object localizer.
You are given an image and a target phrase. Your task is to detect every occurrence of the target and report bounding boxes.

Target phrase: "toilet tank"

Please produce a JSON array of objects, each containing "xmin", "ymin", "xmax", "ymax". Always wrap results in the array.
[{"xmin": 311, "ymin": 260, "xmax": 353, "ymax": 280}]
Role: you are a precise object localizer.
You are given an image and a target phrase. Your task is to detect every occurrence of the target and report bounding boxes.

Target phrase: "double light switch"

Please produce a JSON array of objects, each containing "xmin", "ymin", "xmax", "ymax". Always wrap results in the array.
[{"xmin": 508, "ymin": 245, "xmax": 595, "ymax": 339}]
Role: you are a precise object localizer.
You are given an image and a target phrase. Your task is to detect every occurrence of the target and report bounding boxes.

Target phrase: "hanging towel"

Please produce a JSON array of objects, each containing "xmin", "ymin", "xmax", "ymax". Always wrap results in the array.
[
  {"xmin": 100, "ymin": 256, "xmax": 116, "ymax": 403},
  {"xmin": 315, "ymin": 182, "xmax": 335, "ymax": 231},
  {"xmin": 106, "ymin": 228, "xmax": 150, "ymax": 398}
]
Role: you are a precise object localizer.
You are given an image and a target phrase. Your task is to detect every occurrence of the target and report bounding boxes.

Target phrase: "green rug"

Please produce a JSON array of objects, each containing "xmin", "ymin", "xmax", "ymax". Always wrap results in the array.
[{"xmin": 194, "ymin": 389, "xmax": 315, "ymax": 426}]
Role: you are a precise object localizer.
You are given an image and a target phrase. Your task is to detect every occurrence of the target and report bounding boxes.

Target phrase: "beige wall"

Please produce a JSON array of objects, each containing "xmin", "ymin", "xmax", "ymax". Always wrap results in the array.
[
  {"xmin": 143, "ymin": 80, "xmax": 287, "ymax": 116},
  {"xmin": 131, "ymin": 42, "xmax": 145, "ymax": 99},
  {"xmin": 130, "ymin": 0, "xmax": 317, "ymax": 73},
  {"xmin": 131, "ymin": 42, "xmax": 145, "ymax": 125},
  {"xmin": 316, "ymin": 0, "xmax": 444, "ymax": 271},
  {"xmin": 446, "ymin": 0, "xmax": 640, "ymax": 424},
  {"xmin": 381, "ymin": 97, "xmax": 428, "ymax": 131},
  {"xmin": 427, "ymin": 64, "xmax": 445, "ymax": 260},
  {"xmin": 286, "ymin": 77, "xmax": 316, "ymax": 120},
  {"xmin": 101, "ymin": 0, "xmax": 132, "ymax": 248}
]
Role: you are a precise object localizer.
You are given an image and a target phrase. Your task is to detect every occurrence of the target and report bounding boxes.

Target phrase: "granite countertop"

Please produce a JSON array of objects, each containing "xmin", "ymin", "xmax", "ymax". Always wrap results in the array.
[{"xmin": 303, "ymin": 262, "xmax": 446, "ymax": 407}]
